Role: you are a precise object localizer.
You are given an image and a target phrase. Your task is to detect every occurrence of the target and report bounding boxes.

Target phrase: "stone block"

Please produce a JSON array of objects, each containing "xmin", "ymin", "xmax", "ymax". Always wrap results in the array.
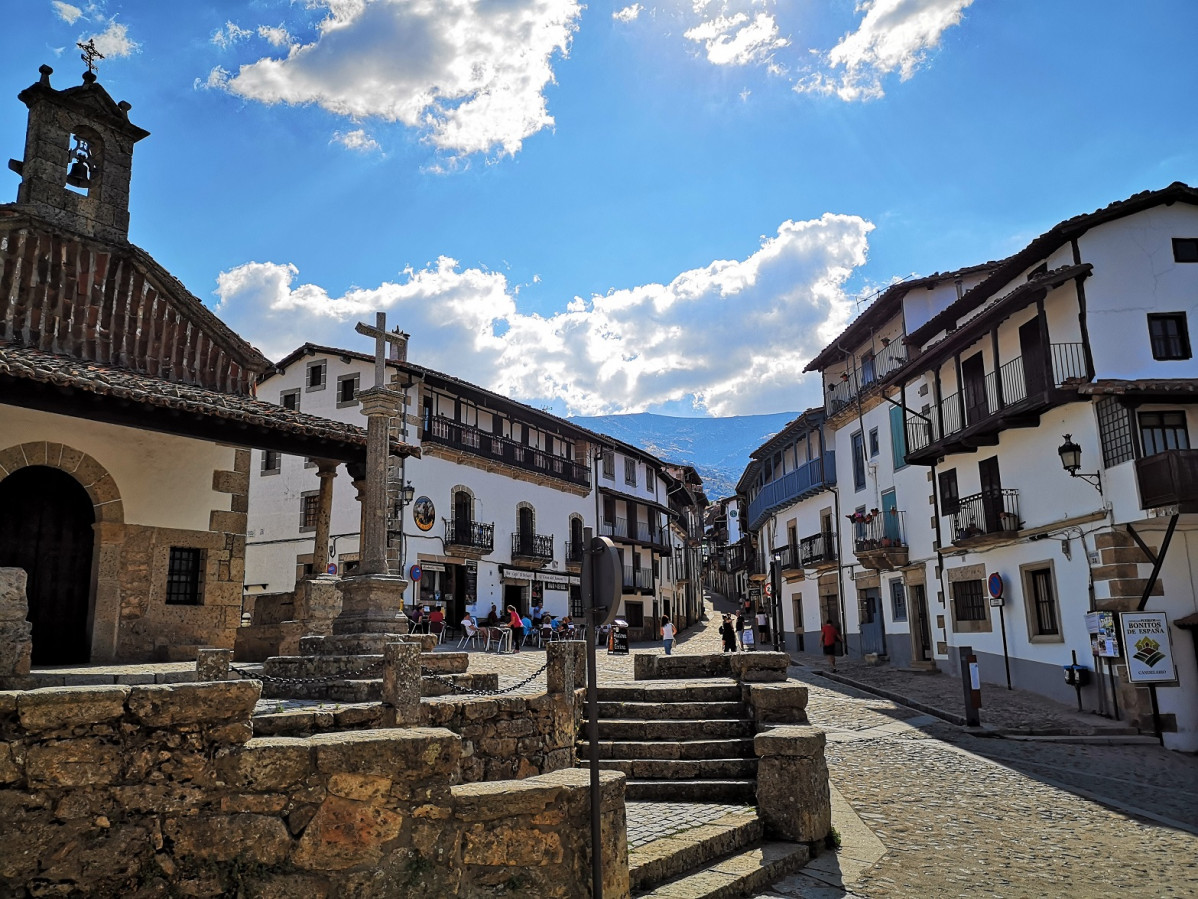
[
  {"xmin": 291, "ymin": 795, "xmax": 405, "ymax": 871},
  {"xmin": 745, "ymin": 683, "xmax": 809, "ymax": 724},
  {"xmin": 382, "ymin": 642, "xmax": 421, "ymax": 726},
  {"xmin": 26, "ymin": 738, "xmax": 122, "ymax": 787},
  {"xmin": 462, "ymin": 823, "xmax": 563, "ymax": 866},
  {"xmin": 18, "ymin": 685, "xmax": 129, "ymax": 732},
  {"xmin": 0, "ymin": 568, "xmax": 28, "ymax": 620},
  {"xmin": 164, "ymin": 814, "xmax": 291, "ymax": 866},
  {"xmin": 0, "ymin": 742, "xmax": 21, "ymax": 783},
  {"xmin": 310, "ymin": 728, "xmax": 459, "ymax": 779},
  {"xmin": 755, "ymin": 725, "xmax": 830, "ymax": 843},
  {"xmin": 729, "ymin": 652, "xmax": 790, "ymax": 682},
  {"xmin": 196, "ymin": 648, "xmax": 232, "ymax": 681},
  {"xmin": 1094, "ymin": 530, "xmax": 1136, "ymax": 549},
  {"xmin": 127, "ymin": 681, "xmax": 260, "ymax": 727},
  {"xmin": 212, "ymin": 469, "xmax": 250, "ymax": 495},
  {"xmin": 1101, "ymin": 546, "xmax": 1150, "ymax": 565},
  {"xmin": 0, "ymin": 620, "xmax": 32, "ymax": 678}
]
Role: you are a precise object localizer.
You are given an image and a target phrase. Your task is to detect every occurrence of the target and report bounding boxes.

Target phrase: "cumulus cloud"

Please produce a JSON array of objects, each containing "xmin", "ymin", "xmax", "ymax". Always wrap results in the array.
[
  {"xmin": 684, "ymin": 12, "xmax": 789, "ymax": 67},
  {"xmin": 797, "ymin": 0, "xmax": 973, "ymax": 100},
  {"xmin": 332, "ymin": 128, "xmax": 381, "ymax": 152},
  {"xmin": 51, "ymin": 1, "xmax": 82, "ymax": 25},
  {"xmin": 613, "ymin": 4, "xmax": 643, "ymax": 23},
  {"xmin": 257, "ymin": 25, "xmax": 292, "ymax": 47},
  {"xmin": 212, "ymin": 21, "xmax": 252, "ymax": 49},
  {"xmin": 213, "ymin": 214, "xmax": 873, "ymax": 415},
  {"xmin": 212, "ymin": 0, "xmax": 581, "ymax": 159},
  {"xmin": 87, "ymin": 20, "xmax": 139, "ymax": 58}
]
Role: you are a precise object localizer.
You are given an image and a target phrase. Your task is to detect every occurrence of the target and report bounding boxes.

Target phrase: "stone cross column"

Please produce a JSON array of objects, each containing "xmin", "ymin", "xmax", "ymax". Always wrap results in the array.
[
  {"xmin": 311, "ymin": 459, "xmax": 339, "ymax": 576},
  {"xmin": 356, "ymin": 387, "xmax": 400, "ymax": 575}
]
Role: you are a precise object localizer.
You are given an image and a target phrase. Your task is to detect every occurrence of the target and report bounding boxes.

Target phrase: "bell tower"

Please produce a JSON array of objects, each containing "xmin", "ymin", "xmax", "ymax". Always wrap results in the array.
[{"xmin": 7, "ymin": 63, "xmax": 149, "ymax": 244}]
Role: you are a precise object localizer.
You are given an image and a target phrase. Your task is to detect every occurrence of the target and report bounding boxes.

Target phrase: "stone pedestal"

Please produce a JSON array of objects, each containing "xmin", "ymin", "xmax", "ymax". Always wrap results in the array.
[
  {"xmin": 196, "ymin": 648, "xmax": 232, "ymax": 681},
  {"xmin": 332, "ymin": 574, "xmax": 409, "ymax": 635},
  {"xmin": 755, "ymin": 726, "xmax": 830, "ymax": 843},
  {"xmin": 0, "ymin": 568, "xmax": 33, "ymax": 678}
]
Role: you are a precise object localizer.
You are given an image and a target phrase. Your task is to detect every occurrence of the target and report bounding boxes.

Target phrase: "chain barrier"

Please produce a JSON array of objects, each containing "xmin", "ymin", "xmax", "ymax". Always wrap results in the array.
[
  {"xmin": 229, "ymin": 658, "xmax": 383, "ymax": 686},
  {"xmin": 421, "ymin": 661, "xmax": 549, "ymax": 696}
]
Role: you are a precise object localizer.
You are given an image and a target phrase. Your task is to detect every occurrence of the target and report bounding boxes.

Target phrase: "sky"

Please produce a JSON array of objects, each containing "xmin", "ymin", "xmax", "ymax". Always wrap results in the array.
[{"xmin": 1, "ymin": 1, "xmax": 1196, "ymax": 418}]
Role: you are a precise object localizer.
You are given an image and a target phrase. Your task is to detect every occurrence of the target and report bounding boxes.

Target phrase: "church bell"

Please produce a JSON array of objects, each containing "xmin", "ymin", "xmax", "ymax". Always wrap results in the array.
[{"xmin": 65, "ymin": 159, "xmax": 91, "ymax": 188}]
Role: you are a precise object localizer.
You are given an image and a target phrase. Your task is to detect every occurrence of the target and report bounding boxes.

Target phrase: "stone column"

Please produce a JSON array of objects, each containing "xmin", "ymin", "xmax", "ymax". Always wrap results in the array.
[
  {"xmin": 311, "ymin": 459, "xmax": 339, "ymax": 576},
  {"xmin": 755, "ymin": 725, "xmax": 830, "ymax": 842},
  {"xmin": 382, "ymin": 641, "xmax": 422, "ymax": 726},
  {"xmin": 356, "ymin": 388, "xmax": 400, "ymax": 576},
  {"xmin": 196, "ymin": 647, "xmax": 232, "ymax": 681}
]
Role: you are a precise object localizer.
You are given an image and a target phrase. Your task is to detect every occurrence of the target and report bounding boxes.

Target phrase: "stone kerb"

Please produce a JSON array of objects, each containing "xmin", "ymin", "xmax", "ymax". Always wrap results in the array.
[
  {"xmin": 744, "ymin": 682, "xmax": 810, "ymax": 728},
  {"xmin": 754, "ymin": 726, "xmax": 831, "ymax": 844},
  {"xmin": 634, "ymin": 651, "xmax": 790, "ymax": 682}
]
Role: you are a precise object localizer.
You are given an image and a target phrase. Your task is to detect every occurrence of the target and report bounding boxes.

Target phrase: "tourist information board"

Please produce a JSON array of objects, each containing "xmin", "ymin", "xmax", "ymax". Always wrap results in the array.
[{"xmin": 1118, "ymin": 611, "xmax": 1177, "ymax": 685}]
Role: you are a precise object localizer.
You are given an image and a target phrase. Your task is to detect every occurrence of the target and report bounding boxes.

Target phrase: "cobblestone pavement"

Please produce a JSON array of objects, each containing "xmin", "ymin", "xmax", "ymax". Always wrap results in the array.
[
  {"xmin": 752, "ymin": 669, "xmax": 1198, "ymax": 899},
  {"xmin": 626, "ymin": 802, "xmax": 756, "ymax": 849}
]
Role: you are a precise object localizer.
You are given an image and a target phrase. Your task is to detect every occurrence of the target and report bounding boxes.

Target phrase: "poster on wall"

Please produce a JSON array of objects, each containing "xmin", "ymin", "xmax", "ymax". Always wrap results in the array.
[
  {"xmin": 412, "ymin": 496, "xmax": 435, "ymax": 531},
  {"xmin": 1118, "ymin": 612, "xmax": 1178, "ymax": 685},
  {"xmin": 1085, "ymin": 610, "xmax": 1121, "ymax": 658}
]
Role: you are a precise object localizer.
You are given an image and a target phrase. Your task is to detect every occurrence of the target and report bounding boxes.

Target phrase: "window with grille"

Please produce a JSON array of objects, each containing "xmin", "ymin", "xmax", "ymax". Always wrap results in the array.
[
  {"xmin": 1139, "ymin": 411, "xmax": 1190, "ymax": 456},
  {"xmin": 890, "ymin": 580, "xmax": 908, "ymax": 622},
  {"xmin": 1028, "ymin": 568, "xmax": 1059, "ymax": 636},
  {"xmin": 1096, "ymin": 396, "xmax": 1135, "ymax": 468},
  {"xmin": 165, "ymin": 547, "xmax": 204, "ymax": 605},
  {"xmin": 1147, "ymin": 313, "xmax": 1191, "ymax": 361},
  {"xmin": 300, "ymin": 493, "xmax": 320, "ymax": 530},
  {"xmin": 951, "ymin": 579, "xmax": 986, "ymax": 622},
  {"xmin": 261, "ymin": 450, "xmax": 281, "ymax": 474}
]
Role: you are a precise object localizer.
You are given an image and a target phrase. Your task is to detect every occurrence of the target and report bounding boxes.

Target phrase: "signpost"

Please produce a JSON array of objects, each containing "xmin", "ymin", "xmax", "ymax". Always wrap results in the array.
[
  {"xmin": 1119, "ymin": 611, "xmax": 1177, "ymax": 746},
  {"xmin": 408, "ymin": 564, "xmax": 422, "ymax": 582},
  {"xmin": 988, "ymin": 573, "xmax": 1011, "ymax": 690}
]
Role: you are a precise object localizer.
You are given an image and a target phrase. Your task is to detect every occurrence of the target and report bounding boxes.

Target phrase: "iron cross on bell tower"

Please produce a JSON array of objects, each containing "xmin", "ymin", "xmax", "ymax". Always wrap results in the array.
[{"xmin": 77, "ymin": 39, "xmax": 104, "ymax": 74}]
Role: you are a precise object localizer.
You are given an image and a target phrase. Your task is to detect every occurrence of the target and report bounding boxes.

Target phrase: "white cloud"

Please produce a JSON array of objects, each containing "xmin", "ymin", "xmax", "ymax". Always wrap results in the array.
[
  {"xmin": 613, "ymin": 4, "xmax": 643, "ymax": 23},
  {"xmin": 215, "ymin": 0, "xmax": 581, "ymax": 159},
  {"xmin": 332, "ymin": 128, "xmax": 381, "ymax": 152},
  {"xmin": 798, "ymin": 0, "xmax": 973, "ymax": 100},
  {"xmin": 51, "ymin": 1, "xmax": 82, "ymax": 25},
  {"xmin": 212, "ymin": 21, "xmax": 252, "ymax": 49},
  {"xmin": 87, "ymin": 20, "xmax": 139, "ymax": 58},
  {"xmin": 684, "ymin": 12, "xmax": 789, "ymax": 67},
  {"xmin": 257, "ymin": 24, "xmax": 292, "ymax": 47},
  {"xmin": 196, "ymin": 66, "xmax": 230, "ymax": 91},
  {"xmin": 213, "ymin": 214, "xmax": 873, "ymax": 415}
]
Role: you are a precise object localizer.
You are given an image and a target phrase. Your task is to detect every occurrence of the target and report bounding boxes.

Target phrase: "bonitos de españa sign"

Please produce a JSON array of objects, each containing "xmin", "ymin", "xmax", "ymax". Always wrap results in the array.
[{"xmin": 1118, "ymin": 612, "xmax": 1178, "ymax": 685}]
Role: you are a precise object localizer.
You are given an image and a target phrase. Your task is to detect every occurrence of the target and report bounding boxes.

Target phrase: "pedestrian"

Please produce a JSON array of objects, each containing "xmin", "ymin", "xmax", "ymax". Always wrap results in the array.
[
  {"xmin": 507, "ymin": 605, "xmax": 524, "ymax": 653},
  {"xmin": 757, "ymin": 606, "xmax": 770, "ymax": 644},
  {"xmin": 821, "ymin": 618, "xmax": 841, "ymax": 670},
  {"xmin": 661, "ymin": 615, "xmax": 676, "ymax": 655},
  {"xmin": 735, "ymin": 611, "xmax": 746, "ymax": 649},
  {"xmin": 719, "ymin": 614, "xmax": 737, "ymax": 653}
]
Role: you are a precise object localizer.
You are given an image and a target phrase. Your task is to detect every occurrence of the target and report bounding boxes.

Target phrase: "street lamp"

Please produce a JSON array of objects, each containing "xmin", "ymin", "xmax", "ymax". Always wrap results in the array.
[{"xmin": 1057, "ymin": 435, "xmax": 1103, "ymax": 494}]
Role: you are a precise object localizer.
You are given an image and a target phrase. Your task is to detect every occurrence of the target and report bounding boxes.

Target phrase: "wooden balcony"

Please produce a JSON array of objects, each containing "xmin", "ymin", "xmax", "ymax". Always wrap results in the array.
[
  {"xmin": 425, "ymin": 417, "xmax": 590, "ymax": 487},
  {"xmin": 1136, "ymin": 450, "xmax": 1198, "ymax": 513}
]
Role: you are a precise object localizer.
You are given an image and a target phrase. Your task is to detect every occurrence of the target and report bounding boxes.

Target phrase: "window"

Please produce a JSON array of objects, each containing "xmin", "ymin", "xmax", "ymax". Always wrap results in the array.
[
  {"xmin": 1147, "ymin": 313, "xmax": 1192, "ymax": 360},
  {"xmin": 890, "ymin": 580, "xmax": 907, "ymax": 622},
  {"xmin": 299, "ymin": 492, "xmax": 320, "ymax": 531},
  {"xmin": 890, "ymin": 404, "xmax": 907, "ymax": 470},
  {"xmin": 1097, "ymin": 396, "xmax": 1136, "ymax": 468},
  {"xmin": 1024, "ymin": 566, "xmax": 1060, "ymax": 638},
  {"xmin": 938, "ymin": 469, "xmax": 959, "ymax": 515},
  {"xmin": 869, "ymin": 427, "xmax": 879, "ymax": 457},
  {"xmin": 851, "ymin": 432, "xmax": 866, "ymax": 490},
  {"xmin": 165, "ymin": 547, "xmax": 204, "ymax": 605},
  {"xmin": 1139, "ymin": 411, "xmax": 1190, "ymax": 456},
  {"xmin": 625, "ymin": 458, "xmax": 637, "ymax": 487},
  {"xmin": 261, "ymin": 450, "xmax": 281, "ymax": 475},
  {"xmin": 306, "ymin": 360, "xmax": 327, "ymax": 391},
  {"xmin": 336, "ymin": 373, "xmax": 360, "ymax": 407},
  {"xmin": 280, "ymin": 389, "xmax": 300, "ymax": 411},
  {"xmin": 1172, "ymin": 238, "xmax": 1198, "ymax": 262},
  {"xmin": 602, "ymin": 451, "xmax": 615, "ymax": 479},
  {"xmin": 951, "ymin": 579, "xmax": 986, "ymax": 622}
]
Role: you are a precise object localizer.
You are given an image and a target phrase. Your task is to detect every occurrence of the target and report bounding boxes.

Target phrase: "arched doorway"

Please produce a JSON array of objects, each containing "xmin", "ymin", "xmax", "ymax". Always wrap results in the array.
[{"xmin": 0, "ymin": 466, "xmax": 96, "ymax": 664}]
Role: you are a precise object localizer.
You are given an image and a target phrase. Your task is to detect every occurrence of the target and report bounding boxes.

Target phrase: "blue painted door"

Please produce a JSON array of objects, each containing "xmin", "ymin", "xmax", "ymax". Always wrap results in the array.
[{"xmin": 859, "ymin": 588, "xmax": 886, "ymax": 656}]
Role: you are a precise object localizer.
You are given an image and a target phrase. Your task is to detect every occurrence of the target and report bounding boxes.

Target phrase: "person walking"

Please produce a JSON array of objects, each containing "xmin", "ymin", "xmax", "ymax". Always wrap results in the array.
[
  {"xmin": 507, "ymin": 605, "xmax": 524, "ymax": 653},
  {"xmin": 661, "ymin": 615, "xmax": 676, "ymax": 655},
  {"xmin": 821, "ymin": 619, "xmax": 841, "ymax": 670},
  {"xmin": 719, "ymin": 614, "xmax": 737, "ymax": 653},
  {"xmin": 756, "ymin": 606, "xmax": 771, "ymax": 645},
  {"xmin": 735, "ymin": 611, "xmax": 746, "ymax": 650}
]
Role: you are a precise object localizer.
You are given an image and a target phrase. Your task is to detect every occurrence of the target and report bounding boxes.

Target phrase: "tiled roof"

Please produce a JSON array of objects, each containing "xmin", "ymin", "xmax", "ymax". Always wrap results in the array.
[
  {"xmin": 908, "ymin": 182, "xmax": 1198, "ymax": 346},
  {"xmin": 0, "ymin": 343, "xmax": 419, "ymax": 458},
  {"xmin": 1077, "ymin": 379, "xmax": 1198, "ymax": 397}
]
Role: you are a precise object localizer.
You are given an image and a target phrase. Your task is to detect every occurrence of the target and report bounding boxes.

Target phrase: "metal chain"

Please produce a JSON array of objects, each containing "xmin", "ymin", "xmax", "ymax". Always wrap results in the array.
[
  {"xmin": 230, "ymin": 658, "xmax": 383, "ymax": 686},
  {"xmin": 420, "ymin": 661, "xmax": 549, "ymax": 696}
]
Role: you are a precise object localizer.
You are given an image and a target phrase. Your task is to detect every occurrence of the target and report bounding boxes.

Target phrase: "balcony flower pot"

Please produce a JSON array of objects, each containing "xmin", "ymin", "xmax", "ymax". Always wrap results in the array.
[{"xmin": 1000, "ymin": 513, "xmax": 1019, "ymax": 532}]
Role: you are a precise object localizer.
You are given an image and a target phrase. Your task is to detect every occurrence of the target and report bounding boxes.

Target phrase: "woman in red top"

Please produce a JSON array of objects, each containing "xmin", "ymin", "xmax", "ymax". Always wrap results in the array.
[
  {"xmin": 821, "ymin": 619, "xmax": 841, "ymax": 670},
  {"xmin": 507, "ymin": 605, "xmax": 524, "ymax": 653}
]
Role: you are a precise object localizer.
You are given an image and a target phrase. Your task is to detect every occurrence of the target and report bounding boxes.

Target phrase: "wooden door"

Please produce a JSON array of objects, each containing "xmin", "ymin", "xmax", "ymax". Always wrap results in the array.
[
  {"xmin": 0, "ymin": 467, "xmax": 95, "ymax": 665},
  {"xmin": 961, "ymin": 352, "xmax": 988, "ymax": 426},
  {"xmin": 979, "ymin": 457, "xmax": 1003, "ymax": 534},
  {"xmin": 1019, "ymin": 317, "xmax": 1047, "ymax": 397},
  {"xmin": 453, "ymin": 491, "xmax": 472, "ymax": 545}
]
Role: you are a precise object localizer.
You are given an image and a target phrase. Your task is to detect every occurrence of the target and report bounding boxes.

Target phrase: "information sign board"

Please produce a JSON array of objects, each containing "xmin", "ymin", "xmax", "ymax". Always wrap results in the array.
[
  {"xmin": 1085, "ymin": 610, "xmax": 1120, "ymax": 658},
  {"xmin": 1119, "ymin": 612, "xmax": 1177, "ymax": 685}
]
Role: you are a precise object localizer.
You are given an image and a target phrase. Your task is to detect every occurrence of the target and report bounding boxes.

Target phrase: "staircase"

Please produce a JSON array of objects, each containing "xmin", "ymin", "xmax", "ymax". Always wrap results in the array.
[{"xmin": 579, "ymin": 679, "xmax": 758, "ymax": 803}]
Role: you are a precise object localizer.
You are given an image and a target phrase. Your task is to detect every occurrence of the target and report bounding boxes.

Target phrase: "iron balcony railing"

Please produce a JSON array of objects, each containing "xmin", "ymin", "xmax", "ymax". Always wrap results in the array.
[
  {"xmin": 746, "ymin": 452, "xmax": 837, "ymax": 532},
  {"xmin": 852, "ymin": 510, "xmax": 907, "ymax": 553},
  {"xmin": 823, "ymin": 334, "xmax": 909, "ymax": 415},
  {"xmin": 798, "ymin": 532, "xmax": 836, "ymax": 567},
  {"xmin": 425, "ymin": 417, "xmax": 591, "ymax": 487},
  {"xmin": 620, "ymin": 567, "xmax": 653, "ymax": 590},
  {"xmin": 906, "ymin": 343, "xmax": 1088, "ymax": 453},
  {"xmin": 565, "ymin": 541, "xmax": 585, "ymax": 564},
  {"xmin": 599, "ymin": 517, "xmax": 669, "ymax": 546},
  {"xmin": 444, "ymin": 518, "xmax": 495, "ymax": 552},
  {"xmin": 511, "ymin": 532, "xmax": 554, "ymax": 560},
  {"xmin": 773, "ymin": 543, "xmax": 800, "ymax": 571},
  {"xmin": 950, "ymin": 490, "xmax": 1020, "ymax": 542}
]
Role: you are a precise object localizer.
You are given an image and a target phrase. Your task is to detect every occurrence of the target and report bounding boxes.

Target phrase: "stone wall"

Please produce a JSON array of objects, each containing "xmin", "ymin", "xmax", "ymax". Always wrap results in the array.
[
  {"xmin": 633, "ymin": 650, "xmax": 790, "ymax": 683},
  {"xmin": 0, "ymin": 680, "xmax": 628, "ymax": 897}
]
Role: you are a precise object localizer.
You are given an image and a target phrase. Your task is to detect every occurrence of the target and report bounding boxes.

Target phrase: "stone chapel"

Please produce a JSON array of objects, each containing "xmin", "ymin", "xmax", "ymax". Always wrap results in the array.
[{"xmin": 0, "ymin": 64, "xmax": 414, "ymax": 666}]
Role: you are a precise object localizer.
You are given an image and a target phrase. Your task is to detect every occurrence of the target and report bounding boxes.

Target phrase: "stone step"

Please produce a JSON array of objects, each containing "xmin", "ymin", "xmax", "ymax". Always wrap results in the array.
[
  {"xmin": 419, "ymin": 652, "xmax": 469, "ymax": 675},
  {"xmin": 635, "ymin": 841, "xmax": 811, "ymax": 899},
  {"xmin": 599, "ymin": 758, "xmax": 758, "ymax": 780},
  {"xmin": 625, "ymin": 779, "xmax": 756, "ymax": 803},
  {"xmin": 597, "ymin": 682, "xmax": 742, "ymax": 703},
  {"xmin": 591, "ymin": 719, "xmax": 755, "ymax": 741},
  {"xmin": 578, "ymin": 738, "xmax": 756, "ymax": 761},
  {"xmin": 596, "ymin": 700, "xmax": 745, "ymax": 720},
  {"xmin": 422, "ymin": 672, "xmax": 499, "ymax": 697},
  {"xmin": 628, "ymin": 814, "xmax": 762, "ymax": 893}
]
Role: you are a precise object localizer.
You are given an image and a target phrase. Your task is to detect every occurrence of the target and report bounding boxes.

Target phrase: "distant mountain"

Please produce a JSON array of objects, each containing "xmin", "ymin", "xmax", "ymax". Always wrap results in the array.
[{"xmin": 568, "ymin": 411, "xmax": 799, "ymax": 500}]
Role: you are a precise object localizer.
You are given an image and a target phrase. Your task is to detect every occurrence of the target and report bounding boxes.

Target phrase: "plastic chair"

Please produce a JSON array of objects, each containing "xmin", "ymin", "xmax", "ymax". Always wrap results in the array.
[{"xmin": 457, "ymin": 623, "xmax": 480, "ymax": 650}]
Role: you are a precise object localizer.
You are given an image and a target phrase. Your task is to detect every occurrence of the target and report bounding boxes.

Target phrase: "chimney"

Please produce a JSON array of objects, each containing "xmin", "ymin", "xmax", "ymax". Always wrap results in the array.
[{"xmin": 389, "ymin": 329, "xmax": 409, "ymax": 362}]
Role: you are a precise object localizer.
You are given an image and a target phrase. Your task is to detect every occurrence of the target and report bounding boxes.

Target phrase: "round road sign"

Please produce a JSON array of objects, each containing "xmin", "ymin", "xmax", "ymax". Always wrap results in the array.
[
  {"xmin": 409, "ymin": 564, "xmax": 423, "ymax": 582},
  {"xmin": 987, "ymin": 572, "xmax": 1003, "ymax": 599}
]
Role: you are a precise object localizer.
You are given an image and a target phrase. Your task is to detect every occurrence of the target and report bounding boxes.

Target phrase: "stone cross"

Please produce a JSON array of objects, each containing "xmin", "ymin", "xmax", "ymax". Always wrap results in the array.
[
  {"xmin": 77, "ymin": 39, "xmax": 105, "ymax": 74},
  {"xmin": 355, "ymin": 312, "xmax": 407, "ymax": 390}
]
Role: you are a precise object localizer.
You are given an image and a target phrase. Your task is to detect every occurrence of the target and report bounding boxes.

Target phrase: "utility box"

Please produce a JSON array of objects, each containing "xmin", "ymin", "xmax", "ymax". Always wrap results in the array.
[{"xmin": 1063, "ymin": 664, "xmax": 1091, "ymax": 686}]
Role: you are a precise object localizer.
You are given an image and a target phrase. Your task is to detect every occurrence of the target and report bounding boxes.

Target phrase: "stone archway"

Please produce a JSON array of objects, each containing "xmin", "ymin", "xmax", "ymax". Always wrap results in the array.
[{"xmin": 0, "ymin": 442, "xmax": 124, "ymax": 663}]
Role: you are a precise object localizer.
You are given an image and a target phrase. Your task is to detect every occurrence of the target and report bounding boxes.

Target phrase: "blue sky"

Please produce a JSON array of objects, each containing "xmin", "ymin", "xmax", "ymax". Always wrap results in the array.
[{"xmin": 2, "ymin": 1, "xmax": 1196, "ymax": 417}]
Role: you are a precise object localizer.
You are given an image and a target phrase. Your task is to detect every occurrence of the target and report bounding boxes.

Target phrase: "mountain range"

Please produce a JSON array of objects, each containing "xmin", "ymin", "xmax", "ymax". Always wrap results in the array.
[{"xmin": 568, "ymin": 412, "xmax": 799, "ymax": 500}]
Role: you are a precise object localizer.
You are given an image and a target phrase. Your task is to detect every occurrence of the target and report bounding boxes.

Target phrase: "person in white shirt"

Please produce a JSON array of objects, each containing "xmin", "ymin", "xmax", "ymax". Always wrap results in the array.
[{"xmin": 661, "ymin": 615, "xmax": 677, "ymax": 655}]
